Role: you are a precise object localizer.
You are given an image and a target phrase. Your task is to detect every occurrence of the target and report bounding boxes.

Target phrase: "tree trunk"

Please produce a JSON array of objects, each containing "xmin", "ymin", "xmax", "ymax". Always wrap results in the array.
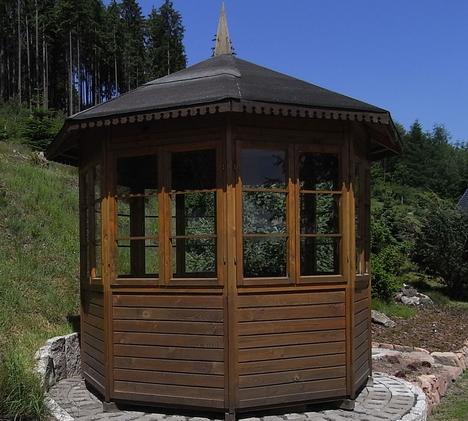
[
  {"xmin": 68, "ymin": 30, "xmax": 73, "ymax": 115},
  {"xmin": 35, "ymin": 0, "xmax": 39, "ymax": 107},
  {"xmin": 113, "ymin": 30, "xmax": 118, "ymax": 96},
  {"xmin": 42, "ymin": 26, "xmax": 47, "ymax": 110},
  {"xmin": 77, "ymin": 34, "xmax": 81, "ymax": 111},
  {"xmin": 26, "ymin": 14, "xmax": 31, "ymax": 110},
  {"xmin": 17, "ymin": 0, "xmax": 21, "ymax": 103}
]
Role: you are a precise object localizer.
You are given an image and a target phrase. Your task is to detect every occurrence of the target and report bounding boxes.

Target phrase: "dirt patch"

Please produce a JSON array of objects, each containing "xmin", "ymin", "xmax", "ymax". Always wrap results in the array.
[{"xmin": 372, "ymin": 305, "xmax": 468, "ymax": 352}]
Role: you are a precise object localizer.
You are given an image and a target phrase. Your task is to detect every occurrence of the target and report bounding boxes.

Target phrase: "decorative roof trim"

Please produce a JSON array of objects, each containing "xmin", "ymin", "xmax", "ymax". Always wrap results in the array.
[{"xmin": 64, "ymin": 100, "xmax": 391, "ymax": 133}]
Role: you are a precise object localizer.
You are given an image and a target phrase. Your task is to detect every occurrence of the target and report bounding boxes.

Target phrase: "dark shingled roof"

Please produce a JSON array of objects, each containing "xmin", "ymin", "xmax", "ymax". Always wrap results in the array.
[{"xmin": 70, "ymin": 54, "xmax": 386, "ymax": 121}]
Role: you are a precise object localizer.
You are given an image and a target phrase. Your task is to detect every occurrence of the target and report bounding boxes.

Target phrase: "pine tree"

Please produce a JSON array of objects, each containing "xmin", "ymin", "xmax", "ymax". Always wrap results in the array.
[
  {"xmin": 146, "ymin": 0, "xmax": 186, "ymax": 80},
  {"xmin": 120, "ymin": 0, "xmax": 145, "ymax": 91}
]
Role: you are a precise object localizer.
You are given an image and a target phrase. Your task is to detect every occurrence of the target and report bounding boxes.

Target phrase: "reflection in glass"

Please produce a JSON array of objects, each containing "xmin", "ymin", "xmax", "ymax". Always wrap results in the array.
[
  {"xmin": 172, "ymin": 238, "xmax": 216, "ymax": 278},
  {"xmin": 171, "ymin": 192, "xmax": 216, "ymax": 236},
  {"xmin": 300, "ymin": 194, "xmax": 339, "ymax": 234},
  {"xmin": 241, "ymin": 149, "xmax": 287, "ymax": 188},
  {"xmin": 299, "ymin": 153, "xmax": 339, "ymax": 190},
  {"xmin": 117, "ymin": 196, "xmax": 158, "ymax": 238},
  {"xmin": 243, "ymin": 238, "xmax": 287, "ymax": 278},
  {"xmin": 172, "ymin": 149, "xmax": 216, "ymax": 191},
  {"xmin": 117, "ymin": 239, "xmax": 158, "ymax": 277},
  {"xmin": 300, "ymin": 237, "xmax": 339, "ymax": 276},
  {"xmin": 243, "ymin": 192, "xmax": 286, "ymax": 234}
]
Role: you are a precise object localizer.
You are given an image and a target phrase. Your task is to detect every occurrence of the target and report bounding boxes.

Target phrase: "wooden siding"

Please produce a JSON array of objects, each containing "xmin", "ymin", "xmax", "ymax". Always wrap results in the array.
[
  {"xmin": 352, "ymin": 280, "xmax": 371, "ymax": 392},
  {"xmin": 111, "ymin": 293, "xmax": 225, "ymax": 409},
  {"xmin": 237, "ymin": 290, "xmax": 347, "ymax": 409},
  {"xmin": 82, "ymin": 289, "xmax": 106, "ymax": 394}
]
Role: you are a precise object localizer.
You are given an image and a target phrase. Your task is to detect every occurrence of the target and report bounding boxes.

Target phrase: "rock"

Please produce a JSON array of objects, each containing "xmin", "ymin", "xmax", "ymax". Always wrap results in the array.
[
  {"xmin": 395, "ymin": 285, "xmax": 433, "ymax": 306},
  {"xmin": 431, "ymin": 351, "xmax": 463, "ymax": 368},
  {"xmin": 34, "ymin": 332, "xmax": 81, "ymax": 391},
  {"xmin": 455, "ymin": 352, "xmax": 466, "ymax": 370},
  {"xmin": 401, "ymin": 296, "xmax": 420, "ymax": 306},
  {"xmin": 34, "ymin": 346, "xmax": 56, "ymax": 389},
  {"xmin": 65, "ymin": 333, "xmax": 81, "ymax": 377},
  {"xmin": 402, "ymin": 351, "xmax": 435, "ymax": 367},
  {"xmin": 371, "ymin": 310, "xmax": 396, "ymax": 328}
]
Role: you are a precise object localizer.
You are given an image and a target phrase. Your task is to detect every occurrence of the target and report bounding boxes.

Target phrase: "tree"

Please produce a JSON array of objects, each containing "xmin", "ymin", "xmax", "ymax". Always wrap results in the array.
[
  {"xmin": 120, "ymin": 0, "xmax": 145, "ymax": 91},
  {"xmin": 146, "ymin": 0, "xmax": 186, "ymax": 80}
]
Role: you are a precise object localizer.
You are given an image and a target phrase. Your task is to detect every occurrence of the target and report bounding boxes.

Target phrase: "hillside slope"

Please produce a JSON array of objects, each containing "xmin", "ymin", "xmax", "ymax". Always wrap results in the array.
[{"xmin": 0, "ymin": 141, "xmax": 80, "ymax": 418}]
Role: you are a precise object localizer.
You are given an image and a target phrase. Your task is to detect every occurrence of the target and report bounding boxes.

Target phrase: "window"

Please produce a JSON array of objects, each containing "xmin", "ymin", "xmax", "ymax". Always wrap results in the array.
[
  {"xmin": 241, "ymin": 148, "xmax": 288, "ymax": 278},
  {"xmin": 170, "ymin": 149, "xmax": 217, "ymax": 278},
  {"xmin": 81, "ymin": 164, "xmax": 102, "ymax": 281},
  {"xmin": 299, "ymin": 153, "xmax": 341, "ymax": 276},
  {"xmin": 115, "ymin": 154, "xmax": 159, "ymax": 278}
]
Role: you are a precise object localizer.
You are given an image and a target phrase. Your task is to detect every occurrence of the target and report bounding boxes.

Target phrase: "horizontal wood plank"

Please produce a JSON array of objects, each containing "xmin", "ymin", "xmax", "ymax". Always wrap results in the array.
[
  {"xmin": 113, "ymin": 381, "xmax": 224, "ymax": 405},
  {"xmin": 239, "ymin": 303, "xmax": 345, "ymax": 322},
  {"xmin": 113, "ymin": 294, "xmax": 223, "ymax": 309},
  {"xmin": 113, "ymin": 332, "xmax": 223, "ymax": 348},
  {"xmin": 239, "ymin": 354, "xmax": 346, "ymax": 376},
  {"xmin": 114, "ymin": 344, "xmax": 224, "ymax": 362},
  {"xmin": 239, "ymin": 330, "xmax": 345, "ymax": 349},
  {"xmin": 114, "ymin": 369, "xmax": 223, "ymax": 388},
  {"xmin": 239, "ymin": 342, "xmax": 346, "ymax": 362},
  {"xmin": 239, "ymin": 317, "xmax": 345, "ymax": 336},
  {"xmin": 113, "ymin": 307, "xmax": 223, "ymax": 322},
  {"xmin": 114, "ymin": 356, "xmax": 224, "ymax": 375},
  {"xmin": 238, "ymin": 291, "xmax": 345, "ymax": 308},
  {"xmin": 239, "ymin": 366, "xmax": 346, "ymax": 388},
  {"xmin": 113, "ymin": 320, "xmax": 224, "ymax": 335},
  {"xmin": 238, "ymin": 377, "xmax": 346, "ymax": 400}
]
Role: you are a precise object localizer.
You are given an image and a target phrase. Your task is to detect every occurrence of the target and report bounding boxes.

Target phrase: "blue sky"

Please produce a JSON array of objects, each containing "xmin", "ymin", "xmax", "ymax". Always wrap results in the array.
[{"xmin": 131, "ymin": 1, "xmax": 468, "ymax": 143}]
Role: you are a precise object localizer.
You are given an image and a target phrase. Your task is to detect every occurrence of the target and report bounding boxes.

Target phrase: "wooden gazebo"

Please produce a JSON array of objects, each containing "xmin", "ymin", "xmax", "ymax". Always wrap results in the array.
[{"xmin": 47, "ymin": 8, "xmax": 400, "ymax": 420}]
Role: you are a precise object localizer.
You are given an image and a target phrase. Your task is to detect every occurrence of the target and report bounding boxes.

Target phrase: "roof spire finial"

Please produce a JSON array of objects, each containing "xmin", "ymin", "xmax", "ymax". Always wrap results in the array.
[{"xmin": 213, "ymin": 2, "xmax": 233, "ymax": 56}]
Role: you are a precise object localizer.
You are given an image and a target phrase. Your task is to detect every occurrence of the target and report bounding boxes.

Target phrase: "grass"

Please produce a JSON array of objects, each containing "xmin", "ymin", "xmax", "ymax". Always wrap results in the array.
[
  {"xmin": 430, "ymin": 371, "xmax": 468, "ymax": 421},
  {"xmin": 371, "ymin": 298, "xmax": 417, "ymax": 319},
  {"xmin": 0, "ymin": 140, "xmax": 79, "ymax": 419}
]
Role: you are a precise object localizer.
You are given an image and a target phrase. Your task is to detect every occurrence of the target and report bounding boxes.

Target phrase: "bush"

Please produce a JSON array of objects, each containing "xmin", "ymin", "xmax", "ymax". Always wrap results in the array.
[
  {"xmin": 414, "ymin": 194, "xmax": 468, "ymax": 297},
  {"xmin": 21, "ymin": 109, "xmax": 64, "ymax": 151},
  {"xmin": 0, "ymin": 345, "xmax": 49, "ymax": 420}
]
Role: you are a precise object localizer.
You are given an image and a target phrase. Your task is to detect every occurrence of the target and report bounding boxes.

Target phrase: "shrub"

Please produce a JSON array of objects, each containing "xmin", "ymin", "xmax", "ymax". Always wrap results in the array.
[
  {"xmin": 414, "ymin": 194, "xmax": 468, "ymax": 297},
  {"xmin": 21, "ymin": 109, "xmax": 64, "ymax": 151}
]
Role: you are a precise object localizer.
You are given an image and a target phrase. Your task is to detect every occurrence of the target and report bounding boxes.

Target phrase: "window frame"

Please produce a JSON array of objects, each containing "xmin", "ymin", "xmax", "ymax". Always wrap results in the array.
[
  {"xmin": 164, "ymin": 142, "xmax": 224, "ymax": 287},
  {"xmin": 79, "ymin": 160, "xmax": 103, "ymax": 287},
  {"xmin": 295, "ymin": 143, "xmax": 346, "ymax": 284},
  {"xmin": 110, "ymin": 141, "xmax": 224, "ymax": 288},
  {"xmin": 236, "ymin": 141, "xmax": 295, "ymax": 286}
]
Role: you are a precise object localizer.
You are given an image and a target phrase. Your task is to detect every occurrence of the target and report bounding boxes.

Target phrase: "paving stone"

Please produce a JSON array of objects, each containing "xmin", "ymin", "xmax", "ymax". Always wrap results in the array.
[{"xmin": 47, "ymin": 374, "xmax": 427, "ymax": 421}]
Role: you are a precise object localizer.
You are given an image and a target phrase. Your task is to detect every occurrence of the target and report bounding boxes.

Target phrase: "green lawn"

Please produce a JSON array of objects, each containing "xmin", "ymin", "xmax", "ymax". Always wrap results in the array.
[{"xmin": 430, "ymin": 371, "xmax": 468, "ymax": 421}]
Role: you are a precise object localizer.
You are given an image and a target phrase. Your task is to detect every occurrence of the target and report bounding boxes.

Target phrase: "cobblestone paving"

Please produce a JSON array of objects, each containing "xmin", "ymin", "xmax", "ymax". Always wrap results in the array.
[{"xmin": 48, "ymin": 373, "xmax": 426, "ymax": 421}]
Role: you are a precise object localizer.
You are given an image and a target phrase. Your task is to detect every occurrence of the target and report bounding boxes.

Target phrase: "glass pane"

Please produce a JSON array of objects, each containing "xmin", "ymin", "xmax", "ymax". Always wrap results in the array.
[
  {"xmin": 117, "ymin": 196, "xmax": 158, "ymax": 238},
  {"xmin": 300, "ymin": 194, "xmax": 339, "ymax": 234},
  {"xmin": 299, "ymin": 153, "xmax": 339, "ymax": 190},
  {"xmin": 117, "ymin": 154, "xmax": 158, "ymax": 199},
  {"xmin": 243, "ymin": 192, "xmax": 286, "ymax": 234},
  {"xmin": 172, "ymin": 238, "xmax": 216, "ymax": 278},
  {"xmin": 172, "ymin": 149, "xmax": 216, "ymax": 191},
  {"xmin": 241, "ymin": 149, "xmax": 287, "ymax": 189},
  {"xmin": 171, "ymin": 192, "xmax": 216, "ymax": 236},
  {"xmin": 300, "ymin": 237, "xmax": 340, "ymax": 276},
  {"xmin": 243, "ymin": 237, "xmax": 287, "ymax": 277},
  {"xmin": 94, "ymin": 201, "xmax": 101, "ymax": 242},
  {"xmin": 94, "ymin": 244, "xmax": 101, "ymax": 278},
  {"xmin": 117, "ymin": 239, "xmax": 158, "ymax": 277},
  {"xmin": 94, "ymin": 164, "xmax": 101, "ymax": 199}
]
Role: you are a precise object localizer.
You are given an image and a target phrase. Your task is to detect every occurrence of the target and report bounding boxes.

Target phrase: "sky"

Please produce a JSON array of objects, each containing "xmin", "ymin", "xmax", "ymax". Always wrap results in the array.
[{"xmin": 128, "ymin": 1, "xmax": 468, "ymax": 143}]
